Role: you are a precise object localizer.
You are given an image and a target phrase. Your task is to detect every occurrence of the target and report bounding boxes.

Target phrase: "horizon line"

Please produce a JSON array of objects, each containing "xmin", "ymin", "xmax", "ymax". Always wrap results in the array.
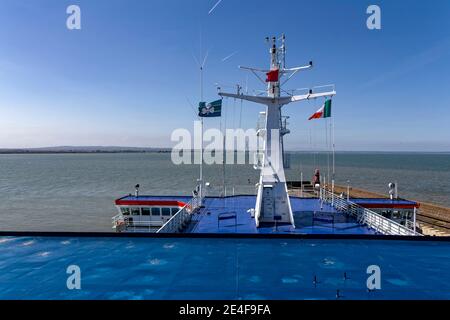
[{"xmin": 0, "ymin": 146, "xmax": 449, "ymax": 154}]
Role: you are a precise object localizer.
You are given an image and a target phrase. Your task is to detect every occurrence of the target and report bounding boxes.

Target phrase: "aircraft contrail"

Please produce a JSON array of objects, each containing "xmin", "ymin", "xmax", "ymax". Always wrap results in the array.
[
  {"xmin": 221, "ymin": 51, "xmax": 238, "ymax": 62},
  {"xmin": 208, "ymin": 0, "xmax": 223, "ymax": 15}
]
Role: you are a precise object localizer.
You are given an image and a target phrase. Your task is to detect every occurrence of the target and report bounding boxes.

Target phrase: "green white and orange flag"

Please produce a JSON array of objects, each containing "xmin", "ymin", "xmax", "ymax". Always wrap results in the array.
[{"xmin": 308, "ymin": 99, "xmax": 332, "ymax": 120}]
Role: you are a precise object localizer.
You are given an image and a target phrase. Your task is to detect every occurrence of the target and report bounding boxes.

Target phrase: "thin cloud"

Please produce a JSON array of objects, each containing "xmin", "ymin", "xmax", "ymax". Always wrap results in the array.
[
  {"xmin": 221, "ymin": 51, "xmax": 238, "ymax": 62},
  {"xmin": 208, "ymin": 0, "xmax": 223, "ymax": 15}
]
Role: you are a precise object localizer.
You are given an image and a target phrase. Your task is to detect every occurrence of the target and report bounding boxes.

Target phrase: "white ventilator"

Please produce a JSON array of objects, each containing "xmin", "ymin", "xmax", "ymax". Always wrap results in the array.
[{"xmin": 219, "ymin": 35, "xmax": 336, "ymax": 227}]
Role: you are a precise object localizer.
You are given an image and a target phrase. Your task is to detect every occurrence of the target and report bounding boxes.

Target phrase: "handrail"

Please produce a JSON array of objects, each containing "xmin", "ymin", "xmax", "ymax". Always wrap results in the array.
[
  {"xmin": 112, "ymin": 215, "xmax": 165, "ymax": 233},
  {"xmin": 112, "ymin": 213, "xmax": 122, "ymax": 225},
  {"xmin": 156, "ymin": 197, "xmax": 200, "ymax": 233},
  {"xmin": 320, "ymin": 188, "xmax": 422, "ymax": 236}
]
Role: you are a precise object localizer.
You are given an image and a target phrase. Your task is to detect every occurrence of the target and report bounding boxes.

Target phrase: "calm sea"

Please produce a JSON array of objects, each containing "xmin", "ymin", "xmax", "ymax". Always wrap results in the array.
[{"xmin": 0, "ymin": 152, "xmax": 449, "ymax": 232}]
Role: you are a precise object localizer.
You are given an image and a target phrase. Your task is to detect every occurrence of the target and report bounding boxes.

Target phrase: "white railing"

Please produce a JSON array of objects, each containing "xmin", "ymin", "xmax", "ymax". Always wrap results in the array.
[
  {"xmin": 320, "ymin": 188, "xmax": 422, "ymax": 236},
  {"xmin": 190, "ymin": 196, "xmax": 202, "ymax": 210},
  {"xmin": 112, "ymin": 213, "xmax": 122, "ymax": 226},
  {"xmin": 112, "ymin": 214, "xmax": 165, "ymax": 233},
  {"xmin": 156, "ymin": 197, "xmax": 200, "ymax": 234},
  {"xmin": 253, "ymin": 152, "xmax": 264, "ymax": 170}
]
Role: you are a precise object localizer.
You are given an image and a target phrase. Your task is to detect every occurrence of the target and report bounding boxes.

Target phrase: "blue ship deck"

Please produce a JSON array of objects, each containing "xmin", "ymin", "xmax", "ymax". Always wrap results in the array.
[
  {"xmin": 141, "ymin": 195, "xmax": 377, "ymax": 235},
  {"xmin": 1, "ymin": 235, "xmax": 450, "ymax": 300}
]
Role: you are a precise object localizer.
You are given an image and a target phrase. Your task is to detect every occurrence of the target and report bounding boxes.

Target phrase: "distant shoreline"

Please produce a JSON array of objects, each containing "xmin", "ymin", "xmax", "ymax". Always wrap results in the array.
[
  {"xmin": 0, "ymin": 149, "xmax": 448, "ymax": 155},
  {"xmin": 0, "ymin": 150, "xmax": 172, "ymax": 155},
  {"xmin": 0, "ymin": 147, "xmax": 172, "ymax": 154}
]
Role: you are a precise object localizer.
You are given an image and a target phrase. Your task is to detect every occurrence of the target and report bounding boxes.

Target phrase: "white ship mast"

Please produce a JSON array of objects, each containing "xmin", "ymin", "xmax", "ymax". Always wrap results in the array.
[{"xmin": 219, "ymin": 35, "xmax": 336, "ymax": 227}]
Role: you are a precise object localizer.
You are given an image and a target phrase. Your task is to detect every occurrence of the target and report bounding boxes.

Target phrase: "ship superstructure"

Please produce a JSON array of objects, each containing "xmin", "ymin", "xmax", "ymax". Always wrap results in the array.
[
  {"xmin": 218, "ymin": 35, "xmax": 335, "ymax": 227},
  {"xmin": 111, "ymin": 36, "xmax": 421, "ymax": 237}
]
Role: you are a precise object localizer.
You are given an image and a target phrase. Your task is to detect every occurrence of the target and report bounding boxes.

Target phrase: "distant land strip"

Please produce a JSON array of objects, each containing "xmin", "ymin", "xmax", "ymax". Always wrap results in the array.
[{"xmin": 0, "ymin": 147, "xmax": 172, "ymax": 154}]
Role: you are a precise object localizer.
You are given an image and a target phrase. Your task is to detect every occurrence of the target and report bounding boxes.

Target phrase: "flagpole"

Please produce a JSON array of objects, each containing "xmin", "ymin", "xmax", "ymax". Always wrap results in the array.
[
  {"xmin": 222, "ymin": 99, "xmax": 226, "ymax": 198},
  {"xmin": 200, "ymin": 65, "xmax": 204, "ymax": 204},
  {"xmin": 331, "ymin": 115, "xmax": 335, "ymax": 197},
  {"xmin": 199, "ymin": 26, "xmax": 204, "ymax": 206},
  {"xmin": 326, "ymin": 117, "xmax": 330, "ymax": 191}
]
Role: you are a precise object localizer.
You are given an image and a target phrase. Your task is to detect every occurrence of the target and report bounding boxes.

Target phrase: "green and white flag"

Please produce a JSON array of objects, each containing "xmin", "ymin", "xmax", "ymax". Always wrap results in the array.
[{"xmin": 198, "ymin": 99, "xmax": 222, "ymax": 118}]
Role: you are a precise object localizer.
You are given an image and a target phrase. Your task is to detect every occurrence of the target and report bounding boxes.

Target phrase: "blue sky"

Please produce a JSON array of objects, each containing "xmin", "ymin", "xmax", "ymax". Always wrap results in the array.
[{"xmin": 0, "ymin": 0, "xmax": 449, "ymax": 151}]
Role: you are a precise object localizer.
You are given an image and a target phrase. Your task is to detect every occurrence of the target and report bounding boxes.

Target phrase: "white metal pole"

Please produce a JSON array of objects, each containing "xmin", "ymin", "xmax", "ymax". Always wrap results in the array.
[
  {"xmin": 331, "ymin": 179, "xmax": 334, "ymax": 206},
  {"xmin": 395, "ymin": 181, "xmax": 398, "ymax": 199},
  {"xmin": 326, "ymin": 119, "xmax": 330, "ymax": 192},
  {"xmin": 413, "ymin": 207, "xmax": 417, "ymax": 233},
  {"xmin": 198, "ymin": 26, "xmax": 208, "ymax": 207},
  {"xmin": 222, "ymin": 125, "xmax": 226, "ymax": 198},
  {"xmin": 347, "ymin": 180, "xmax": 350, "ymax": 202},
  {"xmin": 331, "ymin": 119, "xmax": 335, "ymax": 189},
  {"xmin": 320, "ymin": 187, "xmax": 323, "ymax": 210},
  {"xmin": 199, "ymin": 66, "xmax": 204, "ymax": 205},
  {"xmin": 220, "ymin": 100, "xmax": 225, "ymax": 198},
  {"xmin": 300, "ymin": 172, "xmax": 303, "ymax": 198}
]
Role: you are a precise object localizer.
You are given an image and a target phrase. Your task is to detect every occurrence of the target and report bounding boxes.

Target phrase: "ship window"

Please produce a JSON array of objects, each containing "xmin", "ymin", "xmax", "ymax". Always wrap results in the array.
[
  {"xmin": 131, "ymin": 208, "xmax": 140, "ymax": 216},
  {"xmin": 141, "ymin": 208, "xmax": 150, "ymax": 216},
  {"xmin": 171, "ymin": 208, "xmax": 180, "ymax": 215},
  {"xmin": 151, "ymin": 208, "xmax": 160, "ymax": 216},
  {"xmin": 121, "ymin": 208, "xmax": 130, "ymax": 216},
  {"xmin": 161, "ymin": 208, "xmax": 171, "ymax": 216}
]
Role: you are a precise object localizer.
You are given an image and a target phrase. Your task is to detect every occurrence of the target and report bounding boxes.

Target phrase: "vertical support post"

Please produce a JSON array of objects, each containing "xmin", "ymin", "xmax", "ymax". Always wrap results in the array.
[
  {"xmin": 300, "ymin": 172, "xmax": 303, "ymax": 198},
  {"xmin": 395, "ymin": 181, "xmax": 398, "ymax": 199},
  {"xmin": 331, "ymin": 179, "xmax": 335, "ymax": 206},
  {"xmin": 332, "ymin": 117, "xmax": 335, "ymax": 198},
  {"xmin": 199, "ymin": 63, "xmax": 204, "ymax": 206},
  {"xmin": 347, "ymin": 180, "xmax": 350, "ymax": 202},
  {"xmin": 413, "ymin": 207, "xmax": 417, "ymax": 233},
  {"xmin": 320, "ymin": 187, "xmax": 323, "ymax": 211},
  {"xmin": 221, "ymin": 103, "xmax": 226, "ymax": 198},
  {"xmin": 199, "ymin": 118, "xmax": 204, "ymax": 205}
]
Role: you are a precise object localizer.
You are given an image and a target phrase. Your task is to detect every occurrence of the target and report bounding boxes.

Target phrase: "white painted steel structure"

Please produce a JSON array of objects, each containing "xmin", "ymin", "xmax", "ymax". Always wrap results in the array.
[{"xmin": 219, "ymin": 35, "xmax": 336, "ymax": 227}]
